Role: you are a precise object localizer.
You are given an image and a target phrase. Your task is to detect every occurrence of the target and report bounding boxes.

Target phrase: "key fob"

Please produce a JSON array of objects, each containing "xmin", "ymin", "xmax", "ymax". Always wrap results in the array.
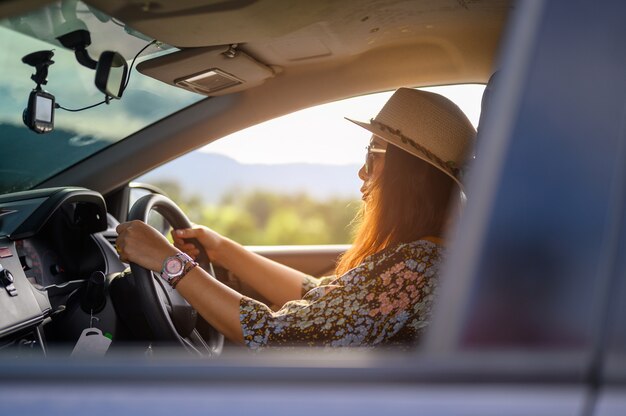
[{"xmin": 71, "ymin": 327, "xmax": 111, "ymax": 357}]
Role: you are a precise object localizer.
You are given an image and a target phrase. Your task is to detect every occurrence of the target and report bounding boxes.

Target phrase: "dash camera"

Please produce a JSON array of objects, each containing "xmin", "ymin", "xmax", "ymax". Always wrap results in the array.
[
  {"xmin": 21, "ymin": 50, "xmax": 55, "ymax": 134},
  {"xmin": 23, "ymin": 89, "xmax": 55, "ymax": 134}
]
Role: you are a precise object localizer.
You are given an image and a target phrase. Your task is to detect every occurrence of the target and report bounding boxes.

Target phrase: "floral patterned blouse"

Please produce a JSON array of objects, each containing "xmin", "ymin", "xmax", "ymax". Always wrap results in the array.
[{"xmin": 239, "ymin": 239, "xmax": 442, "ymax": 349}]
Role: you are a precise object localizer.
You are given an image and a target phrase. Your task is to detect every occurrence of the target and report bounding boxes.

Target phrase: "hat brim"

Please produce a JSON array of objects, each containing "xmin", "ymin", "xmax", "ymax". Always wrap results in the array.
[{"xmin": 345, "ymin": 117, "xmax": 464, "ymax": 189}]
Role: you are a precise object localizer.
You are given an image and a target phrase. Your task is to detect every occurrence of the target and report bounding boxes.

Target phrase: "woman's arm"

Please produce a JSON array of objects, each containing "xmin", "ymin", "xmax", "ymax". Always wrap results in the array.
[
  {"xmin": 173, "ymin": 226, "xmax": 311, "ymax": 306},
  {"xmin": 174, "ymin": 264, "xmax": 245, "ymax": 343},
  {"xmin": 116, "ymin": 220, "xmax": 249, "ymax": 343}
]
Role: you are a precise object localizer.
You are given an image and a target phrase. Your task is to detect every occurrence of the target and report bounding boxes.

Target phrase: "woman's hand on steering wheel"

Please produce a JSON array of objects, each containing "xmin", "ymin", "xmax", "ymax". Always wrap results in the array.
[
  {"xmin": 171, "ymin": 225, "xmax": 223, "ymax": 263},
  {"xmin": 116, "ymin": 220, "xmax": 179, "ymax": 271},
  {"xmin": 119, "ymin": 195, "xmax": 225, "ymax": 354}
]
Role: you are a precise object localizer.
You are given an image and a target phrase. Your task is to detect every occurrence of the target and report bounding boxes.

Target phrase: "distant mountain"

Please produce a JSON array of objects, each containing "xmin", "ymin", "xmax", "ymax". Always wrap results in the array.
[{"xmin": 137, "ymin": 152, "xmax": 363, "ymax": 203}]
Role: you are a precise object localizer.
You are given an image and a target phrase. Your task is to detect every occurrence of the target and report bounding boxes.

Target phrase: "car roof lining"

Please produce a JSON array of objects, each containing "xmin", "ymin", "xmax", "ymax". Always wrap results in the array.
[
  {"xmin": 84, "ymin": 0, "xmax": 510, "ymax": 97},
  {"xmin": 85, "ymin": 0, "xmax": 511, "ymax": 49}
]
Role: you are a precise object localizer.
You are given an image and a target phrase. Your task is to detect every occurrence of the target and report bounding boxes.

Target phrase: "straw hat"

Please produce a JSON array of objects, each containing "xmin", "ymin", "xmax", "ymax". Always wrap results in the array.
[{"xmin": 346, "ymin": 88, "xmax": 476, "ymax": 187}]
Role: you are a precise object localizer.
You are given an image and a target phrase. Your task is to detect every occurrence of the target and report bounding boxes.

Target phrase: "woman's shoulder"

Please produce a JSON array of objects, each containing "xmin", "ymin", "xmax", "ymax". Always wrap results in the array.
[
  {"xmin": 335, "ymin": 239, "xmax": 443, "ymax": 287},
  {"xmin": 347, "ymin": 239, "xmax": 443, "ymax": 279},
  {"xmin": 369, "ymin": 239, "xmax": 442, "ymax": 263}
]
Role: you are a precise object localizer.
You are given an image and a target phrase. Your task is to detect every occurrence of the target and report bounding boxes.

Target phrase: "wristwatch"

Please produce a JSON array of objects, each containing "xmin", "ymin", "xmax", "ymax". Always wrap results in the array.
[{"xmin": 160, "ymin": 252, "xmax": 197, "ymax": 287}]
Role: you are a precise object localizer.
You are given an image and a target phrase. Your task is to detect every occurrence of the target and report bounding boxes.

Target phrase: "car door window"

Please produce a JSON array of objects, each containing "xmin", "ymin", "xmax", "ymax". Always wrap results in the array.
[{"xmin": 136, "ymin": 85, "xmax": 484, "ymax": 245}]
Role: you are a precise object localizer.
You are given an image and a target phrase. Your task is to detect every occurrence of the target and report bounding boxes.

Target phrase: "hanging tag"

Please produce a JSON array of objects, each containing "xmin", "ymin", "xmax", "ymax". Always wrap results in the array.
[{"xmin": 71, "ymin": 327, "xmax": 111, "ymax": 357}]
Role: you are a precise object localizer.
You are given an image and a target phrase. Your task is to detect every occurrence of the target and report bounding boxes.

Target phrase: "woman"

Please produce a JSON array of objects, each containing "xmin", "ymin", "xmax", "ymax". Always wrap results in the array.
[{"xmin": 116, "ymin": 88, "xmax": 476, "ymax": 349}]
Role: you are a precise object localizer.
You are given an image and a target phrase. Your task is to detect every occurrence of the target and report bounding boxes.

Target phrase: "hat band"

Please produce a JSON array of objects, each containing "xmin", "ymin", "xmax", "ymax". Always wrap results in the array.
[{"xmin": 370, "ymin": 119, "xmax": 461, "ymax": 180}]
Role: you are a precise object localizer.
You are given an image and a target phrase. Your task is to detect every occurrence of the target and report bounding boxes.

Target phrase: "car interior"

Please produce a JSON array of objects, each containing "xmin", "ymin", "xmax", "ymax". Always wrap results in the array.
[
  {"xmin": 0, "ymin": 0, "xmax": 514, "ymax": 357},
  {"xmin": 3, "ymin": 1, "xmax": 626, "ymax": 413}
]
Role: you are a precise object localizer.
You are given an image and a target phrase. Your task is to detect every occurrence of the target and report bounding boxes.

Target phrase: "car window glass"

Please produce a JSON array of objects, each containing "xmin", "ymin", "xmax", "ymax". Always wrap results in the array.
[
  {"xmin": 136, "ymin": 85, "xmax": 484, "ymax": 245},
  {"xmin": 0, "ymin": 7, "xmax": 203, "ymax": 195}
]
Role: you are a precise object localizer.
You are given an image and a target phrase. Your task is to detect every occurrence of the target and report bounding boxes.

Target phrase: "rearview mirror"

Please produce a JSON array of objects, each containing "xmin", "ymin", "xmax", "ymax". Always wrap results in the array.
[{"xmin": 95, "ymin": 51, "xmax": 128, "ymax": 99}]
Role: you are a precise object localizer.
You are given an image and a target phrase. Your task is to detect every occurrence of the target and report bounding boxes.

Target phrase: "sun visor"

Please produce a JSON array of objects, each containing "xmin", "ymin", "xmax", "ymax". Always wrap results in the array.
[{"xmin": 136, "ymin": 46, "xmax": 276, "ymax": 96}]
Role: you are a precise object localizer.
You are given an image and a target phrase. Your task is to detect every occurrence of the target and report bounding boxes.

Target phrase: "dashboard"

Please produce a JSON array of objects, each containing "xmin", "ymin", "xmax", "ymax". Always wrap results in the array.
[{"xmin": 0, "ymin": 187, "xmax": 113, "ymax": 353}]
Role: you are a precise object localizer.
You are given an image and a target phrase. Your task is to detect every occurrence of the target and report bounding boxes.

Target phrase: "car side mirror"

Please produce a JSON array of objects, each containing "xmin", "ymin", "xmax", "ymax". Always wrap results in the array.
[{"xmin": 95, "ymin": 51, "xmax": 128, "ymax": 99}]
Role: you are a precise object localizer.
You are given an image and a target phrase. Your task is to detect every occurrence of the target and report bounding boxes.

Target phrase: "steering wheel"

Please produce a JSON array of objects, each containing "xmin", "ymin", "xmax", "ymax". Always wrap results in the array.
[{"xmin": 128, "ymin": 193, "xmax": 224, "ymax": 356}]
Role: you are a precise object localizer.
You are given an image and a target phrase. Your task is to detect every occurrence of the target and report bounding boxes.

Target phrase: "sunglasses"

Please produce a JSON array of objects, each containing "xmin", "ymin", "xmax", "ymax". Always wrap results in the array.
[{"xmin": 365, "ymin": 144, "xmax": 387, "ymax": 175}]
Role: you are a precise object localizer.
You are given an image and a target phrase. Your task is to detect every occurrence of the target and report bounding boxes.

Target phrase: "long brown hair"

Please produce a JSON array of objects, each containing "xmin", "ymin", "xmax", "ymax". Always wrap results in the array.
[{"xmin": 335, "ymin": 144, "xmax": 457, "ymax": 275}]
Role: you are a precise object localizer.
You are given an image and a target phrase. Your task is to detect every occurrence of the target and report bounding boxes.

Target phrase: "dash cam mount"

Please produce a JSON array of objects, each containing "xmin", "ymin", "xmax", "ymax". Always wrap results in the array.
[
  {"xmin": 22, "ymin": 50, "xmax": 54, "ymax": 88},
  {"xmin": 22, "ymin": 50, "xmax": 56, "ymax": 134}
]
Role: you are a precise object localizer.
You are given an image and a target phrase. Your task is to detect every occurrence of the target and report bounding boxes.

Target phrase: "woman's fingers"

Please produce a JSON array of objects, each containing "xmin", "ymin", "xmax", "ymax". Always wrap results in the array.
[
  {"xmin": 171, "ymin": 229, "xmax": 201, "ymax": 259},
  {"xmin": 177, "ymin": 244, "xmax": 200, "ymax": 259},
  {"xmin": 173, "ymin": 227, "xmax": 199, "ymax": 238},
  {"xmin": 171, "ymin": 234, "xmax": 185, "ymax": 247},
  {"xmin": 172, "ymin": 228, "xmax": 198, "ymax": 245},
  {"xmin": 171, "ymin": 225, "xmax": 222, "ymax": 262}
]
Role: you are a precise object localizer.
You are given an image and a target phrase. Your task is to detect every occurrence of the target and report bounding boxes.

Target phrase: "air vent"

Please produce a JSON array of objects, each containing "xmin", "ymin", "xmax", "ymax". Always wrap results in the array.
[
  {"xmin": 101, "ymin": 230, "xmax": 118, "ymax": 247},
  {"xmin": 101, "ymin": 213, "xmax": 119, "ymax": 247}
]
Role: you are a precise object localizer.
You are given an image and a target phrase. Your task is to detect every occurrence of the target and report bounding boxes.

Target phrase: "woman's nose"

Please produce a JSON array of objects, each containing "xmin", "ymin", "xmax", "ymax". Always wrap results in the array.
[{"xmin": 358, "ymin": 164, "xmax": 366, "ymax": 180}]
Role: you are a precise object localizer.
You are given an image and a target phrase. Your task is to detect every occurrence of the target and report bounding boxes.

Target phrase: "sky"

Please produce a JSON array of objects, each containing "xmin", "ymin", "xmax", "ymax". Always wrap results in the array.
[{"xmin": 200, "ymin": 84, "xmax": 486, "ymax": 165}]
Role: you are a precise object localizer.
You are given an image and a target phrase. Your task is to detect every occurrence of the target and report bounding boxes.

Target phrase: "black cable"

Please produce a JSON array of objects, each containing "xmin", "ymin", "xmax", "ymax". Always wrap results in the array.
[
  {"xmin": 55, "ymin": 39, "xmax": 157, "ymax": 113},
  {"xmin": 124, "ymin": 39, "xmax": 157, "ymax": 90},
  {"xmin": 55, "ymin": 100, "xmax": 108, "ymax": 112}
]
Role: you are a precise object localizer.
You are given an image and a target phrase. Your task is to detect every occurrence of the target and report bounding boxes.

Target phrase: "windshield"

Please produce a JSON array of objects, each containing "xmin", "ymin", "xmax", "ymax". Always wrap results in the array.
[{"xmin": 0, "ymin": 1, "xmax": 204, "ymax": 195}]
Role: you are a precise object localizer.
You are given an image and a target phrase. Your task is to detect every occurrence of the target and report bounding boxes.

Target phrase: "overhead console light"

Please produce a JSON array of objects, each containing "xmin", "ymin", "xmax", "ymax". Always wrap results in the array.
[
  {"xmin": 136, "ymin": 45, "xmax": 275, "ymax": 96},
  {"xmin": 176, "ymin": 69, "xmax": 242, "ymax": 94}
]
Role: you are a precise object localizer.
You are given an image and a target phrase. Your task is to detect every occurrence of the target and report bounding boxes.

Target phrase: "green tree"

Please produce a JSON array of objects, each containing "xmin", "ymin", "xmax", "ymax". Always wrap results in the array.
[{"xmin": 146, "ymin": 180, "xmax": 360, "ymax": 245}]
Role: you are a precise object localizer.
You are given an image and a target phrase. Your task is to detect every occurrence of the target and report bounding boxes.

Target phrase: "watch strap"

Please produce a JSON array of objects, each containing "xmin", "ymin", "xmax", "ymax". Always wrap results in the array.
[
  {"xmin": 160, "ymin": 252, "xmax": 198, "ymax": 287},
  {"xmin": 170, "ymin": 257, "xmax": 198, "ymax": 288}
]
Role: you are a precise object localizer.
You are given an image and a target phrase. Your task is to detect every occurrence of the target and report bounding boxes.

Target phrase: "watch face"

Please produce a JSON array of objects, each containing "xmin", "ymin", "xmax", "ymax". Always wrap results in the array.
[{"xmin": 165, "ymin": 257, "xmax": 183, "ymax": 275}]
